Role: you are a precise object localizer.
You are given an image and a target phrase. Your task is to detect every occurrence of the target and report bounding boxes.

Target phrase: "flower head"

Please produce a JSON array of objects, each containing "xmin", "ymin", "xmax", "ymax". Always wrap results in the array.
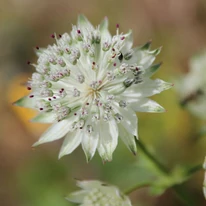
[
  {"xmin": 66, "ymin": 180, "xmax": 132, "ymax": 206},
  {"xmin": 14, "ymin": 15, "xmax": 172, "ymax": 161},
  {"xmin": 178, "ymin": 51, "xmax": 206, "ymax": 119}
]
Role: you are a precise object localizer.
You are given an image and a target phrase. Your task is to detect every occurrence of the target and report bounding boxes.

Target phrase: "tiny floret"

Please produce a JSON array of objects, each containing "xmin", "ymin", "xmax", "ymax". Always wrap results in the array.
[
  {"xmin": 66, "ymin": 180, "xmax": 132, "ymax": 206},
  {"xmin": 14, "ymin": 15, "xmax": 172, "ymax": 161}
]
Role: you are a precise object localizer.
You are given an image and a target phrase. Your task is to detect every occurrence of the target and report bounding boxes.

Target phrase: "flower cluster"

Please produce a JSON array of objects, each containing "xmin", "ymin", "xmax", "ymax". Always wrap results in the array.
[
  {"xmin": 66, "ymin": 180, "xmax": 132, "ymax": 206},
  {"xmin": 14, "ymin": 15, "xmax": 172, "ymax": 161},
  {"xmin": 178, "ymin": 51, "xmax": 206, "ymax": 120}
]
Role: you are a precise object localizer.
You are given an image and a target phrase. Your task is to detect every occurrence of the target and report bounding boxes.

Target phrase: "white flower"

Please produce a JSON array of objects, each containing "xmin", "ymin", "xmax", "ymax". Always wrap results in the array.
[
  {"xmin": 178, "ymin": 51, "xmax": 206, "ymax": 120},
  {"xmin": 14, "ymin": 15, "xmax": 172, "ymax": 161},
  {"xmin": 66, "ymin": 180, "xmax": 132, "ymax": 206}
]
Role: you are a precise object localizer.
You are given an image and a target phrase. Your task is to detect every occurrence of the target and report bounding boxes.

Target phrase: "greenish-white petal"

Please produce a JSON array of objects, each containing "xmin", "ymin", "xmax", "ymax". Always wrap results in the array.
[
  {"xmin": 122, "ymin": 29, "xmax": 133, "ymax": 52},
  {"xmin": 66, "ymin": 190, "xmax": 88, "ymax": 203},
  {"xmin": 144, "ymin": 62, "xmax": 162, "ymax": 77},
  {"xmin": 33, "ymin": 119, "xmax": 72, "ymax": 146},
  {"xmin": 35, "ymin": 47, "xmax": 45, "ymax": 57},
  {"xmin": 13, "ymin": 95, "xmax": 37, "ymax": 108},
  {"xmin": 127, "ymin": 45, "xmax": 161, "ymax": 68},
  {"xmin": 77, "ymin": 14, "xmax": 94, "ymax": 30},
  {"xmin": 99, "ymin": 16, "xmax": 111, "ymax": 40},
  {"xmin": 59, "ymin": 130, "xmax": 82, "ymax": 159},
  {"xmin": 118, "ymin": 125, "xmax": 137, "ymax": 155},
  {"xmin": 130, "ymin": 98, "xmax": 166, "ymax": 113},
  {"xmin": 77, "ymin": 180, "xmax": 103, "ymax": 190},
  {"xmin": 98, "ymin": 119, "xmax": 118, "ymax": 161},
  {"xmin": 30, "ymin": 112, "xmax": 56, "ymax": 123},
  {"xmin": 114, "ymin": 105, "xmax": 138, "ymax": 136},
  {"xmin": 122, "ymin": 78, "xmax": 173, "ymax": 98},
  {"xmin": 81, "ymin": 128, "xmax": 99, "ymax": 162}
]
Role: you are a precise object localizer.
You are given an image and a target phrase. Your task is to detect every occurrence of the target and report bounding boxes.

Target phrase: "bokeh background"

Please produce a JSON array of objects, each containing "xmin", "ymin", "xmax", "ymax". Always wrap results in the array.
[{"xmin": 1, "ymin": 0, "xmax": 206, "ymax": 205}]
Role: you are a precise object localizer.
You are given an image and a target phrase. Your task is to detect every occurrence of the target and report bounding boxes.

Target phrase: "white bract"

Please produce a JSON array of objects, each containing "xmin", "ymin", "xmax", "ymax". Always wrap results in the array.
[
  {"xmin": 178, "ymin": 51, "xmax": 206, "ymax": 120},
  {"xmin": 66, "ymin": 180, "xmax": 132, "ymax": 206},
  {"xmin": 14, "ymin": 15, "xmax": 172, "ymax": 161}
]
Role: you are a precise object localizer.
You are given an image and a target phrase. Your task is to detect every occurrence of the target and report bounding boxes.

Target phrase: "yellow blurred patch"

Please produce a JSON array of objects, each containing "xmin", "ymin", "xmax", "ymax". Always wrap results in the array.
[{"xmin": 7, "ymin": 74, "xmax": 49, "ymax": 136}]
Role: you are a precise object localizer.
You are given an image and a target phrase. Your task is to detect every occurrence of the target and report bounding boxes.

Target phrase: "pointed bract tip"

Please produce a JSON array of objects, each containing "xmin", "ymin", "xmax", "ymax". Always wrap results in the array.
[
  {"xmin": 132, "ymin": 152, "xmax": 137, "ymax": 156},
  {"xmin": 86, "ymin": 154, "xmax": 93, "ymax": 163},
  {"xmin": 32, "ymin": 141, "xmax": 41, "ymax": 147},
  {"xmin": 58, "ymin": 154, "xmax": 63, "ymax": 159},
  {"xmin": 131, "ymin": 150, "xmax": 137, "ymax": 156},
  {"xmin": 77, "ymin": 14, "xmax": 88, "ymax": 23},
  {"xmin": 12, "ymin": 98, "xmax": 25, "ymax": 107},
  {"xmin": 141, "ymin": 40, "xmax": 152, "ymax": 50}
]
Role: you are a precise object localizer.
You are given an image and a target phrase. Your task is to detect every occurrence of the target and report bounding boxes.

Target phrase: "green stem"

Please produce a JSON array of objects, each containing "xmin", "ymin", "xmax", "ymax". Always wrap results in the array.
[
  {"xmin": 126, "ymin": 138, "xmax": 202, "ymax": 206},
  {"xmin": 135, "ymin": 139, "xmax": 168, "ymax": 174},
  {"xmin": 124, "ymin": 182, "xmax": 151, "ymax": 195},
  {"xmin": 187, "ymin": 164, "xmax": 202, "ymax": 176}
]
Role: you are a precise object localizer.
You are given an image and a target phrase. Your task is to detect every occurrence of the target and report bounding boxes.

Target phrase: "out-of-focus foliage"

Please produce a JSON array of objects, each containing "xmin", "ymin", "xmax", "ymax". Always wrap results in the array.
[{"xmin": 1, "ymin": 0, "xmax": 206, "ymax": 206}]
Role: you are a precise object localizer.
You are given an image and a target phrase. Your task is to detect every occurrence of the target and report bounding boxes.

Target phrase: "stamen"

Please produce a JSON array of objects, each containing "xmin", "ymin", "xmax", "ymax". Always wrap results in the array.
[
  {"xmin": 119, "ymin": 100, "xmax": 127, "ymax": 108},
  {"xmin": 73, "ymin": 88, "xmax": 80, "ymax": 97},
  {"xmin": 116, "ymin": 24, "xmax": 119, "ymax": 35},
  {"xmin": 87, "ymin": 125, "xmax": 93, "ymax": 133},
  {"xmin": 114, "ymin": 113, "xmax": 123, "ymax": 123}
]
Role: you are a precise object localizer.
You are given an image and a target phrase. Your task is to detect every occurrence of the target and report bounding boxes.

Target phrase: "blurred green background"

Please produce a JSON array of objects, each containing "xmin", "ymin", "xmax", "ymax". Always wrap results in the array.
[{"xmin": 1, "ymin": 0, "xmax": 206, "ymax": 205}]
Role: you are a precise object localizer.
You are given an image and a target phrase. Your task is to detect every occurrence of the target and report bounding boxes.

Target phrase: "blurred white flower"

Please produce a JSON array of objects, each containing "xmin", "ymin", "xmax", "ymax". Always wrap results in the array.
[
  {"xmin": 178, "ymin": 51, "xmax": 206, "ymax": 119},
  {"xmin": 14, "ymin": 15, "xmax": 172, "ymax": 161},
  {"xmin": 66, "ymin": 180, "xmax": 132, "ymax": 206}
]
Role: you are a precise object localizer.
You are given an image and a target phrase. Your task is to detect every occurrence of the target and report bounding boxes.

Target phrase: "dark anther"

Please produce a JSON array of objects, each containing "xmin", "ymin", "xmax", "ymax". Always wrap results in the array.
[{"xmin": 118, "ymin": 52, "xmax": 123, "ymax": 61}]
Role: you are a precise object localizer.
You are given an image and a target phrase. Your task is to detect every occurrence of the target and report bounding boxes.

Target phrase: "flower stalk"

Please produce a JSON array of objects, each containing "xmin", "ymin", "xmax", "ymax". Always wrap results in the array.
[{"xmin": 124, "ymin": 138, "xmax": 202, "ymax": 206}]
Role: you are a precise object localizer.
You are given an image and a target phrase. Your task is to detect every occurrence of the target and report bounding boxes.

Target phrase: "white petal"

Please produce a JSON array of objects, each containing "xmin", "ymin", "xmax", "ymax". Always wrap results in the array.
[
  {"xmin": 130, "ymin": 98, "xmax": 166, "ymax": 113},
  {"xmin": 122, "ymin": 78, "xmax": 173, "ymax": 98},
  {"xmin": 58, "ymin": 130, "xmax": 82, "ymax": 158},
  {"xmin": 30, "ymin": 112, "xmax": 56, "ymax": 123},
  {"xmin": 97, "ymin": 119, "xmax": 118, "ymax": 161},
  {"xmin": 33, "ymin": 119, "xmax": 73, "ymax": 146},
  {"xmin": 66, "ymin": 190, "xmax": 88, "ymax": 203},
  {"xmin": 81, "ymin": 128, "xmax": 99, "ymax": 162},
  {"xmin": 118, "ymin": 124, "xmax": 137, "ymax": 155}
]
